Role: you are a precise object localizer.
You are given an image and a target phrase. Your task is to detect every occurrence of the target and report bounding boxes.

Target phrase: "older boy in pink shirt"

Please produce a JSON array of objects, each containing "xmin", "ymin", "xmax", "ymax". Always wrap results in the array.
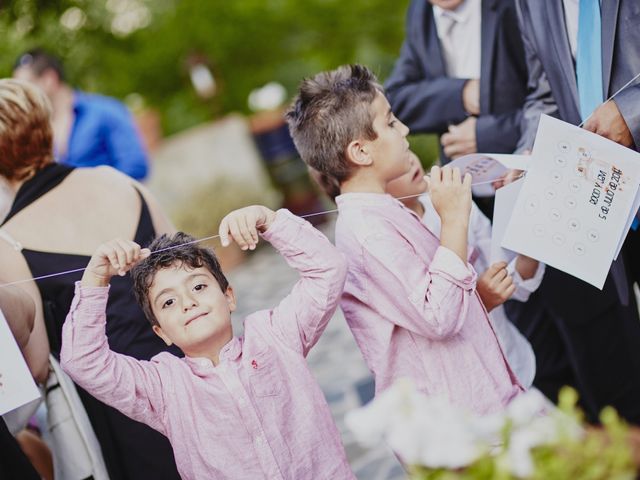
[
  {"xmin": 287, "ymin": 65, "xmax": 522, "ymax": 415},
  {"xmin": 61, "ymin": 206, "xmax": 355, "ymax": 480}
]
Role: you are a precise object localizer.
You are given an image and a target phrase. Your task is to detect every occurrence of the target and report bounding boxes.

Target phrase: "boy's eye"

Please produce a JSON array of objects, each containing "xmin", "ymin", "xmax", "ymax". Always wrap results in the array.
[
  {"xmin": 389, "ymin": 120, "xmax": 396, "ymax": 127},
  {"xmin": 194, "ymin": 284, "xmax": 207, "ymax": 292},
  {"xmin": 162, "ymin": 299, "xmax": 174, "ymax": 309}
]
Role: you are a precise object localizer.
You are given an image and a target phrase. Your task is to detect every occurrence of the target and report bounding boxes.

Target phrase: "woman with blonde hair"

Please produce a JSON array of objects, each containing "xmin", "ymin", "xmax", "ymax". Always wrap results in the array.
[{"xmin": 0, "ymin": 79, "xmax": 181, "ymax": 480}]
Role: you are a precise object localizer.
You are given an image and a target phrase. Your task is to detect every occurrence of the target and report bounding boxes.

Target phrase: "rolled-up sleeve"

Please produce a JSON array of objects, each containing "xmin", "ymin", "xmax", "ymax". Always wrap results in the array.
[{"xmin": 363, "ymin": 231, "xmax": 478, "ymax": 340}]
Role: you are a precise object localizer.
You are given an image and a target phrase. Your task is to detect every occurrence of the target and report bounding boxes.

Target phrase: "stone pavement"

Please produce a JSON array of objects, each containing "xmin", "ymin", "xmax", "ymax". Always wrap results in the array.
[{"xmin": 227, "ymin": 218, "xmax": 405, "ymax": 480}]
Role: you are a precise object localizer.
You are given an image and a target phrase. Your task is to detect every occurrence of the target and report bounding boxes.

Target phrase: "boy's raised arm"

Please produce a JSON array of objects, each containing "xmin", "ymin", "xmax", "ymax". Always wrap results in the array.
[
  {"xmin": 61, "ymin": 239, "xmax": 167, "ymax": 434},
  {"xmin": 363, "ymin": 232, "xmax": 476, "ymax": 341},
  {"xmin": 363, "ymin": 166, "xmax": 477, "ymax": 340},
  {"xmin": 219, "ymin": 206, "xmax": 347, "ymax": 357}
]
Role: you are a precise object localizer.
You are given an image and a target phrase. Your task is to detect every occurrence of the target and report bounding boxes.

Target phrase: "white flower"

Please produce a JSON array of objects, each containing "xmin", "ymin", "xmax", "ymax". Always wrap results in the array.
[
  {"xmin": 505, "ymin": 388, "xmax": 550, "ymax": 427},
  {"xmin": 346, "ymin": 379, "xmax": 483, "ymax": 469}
]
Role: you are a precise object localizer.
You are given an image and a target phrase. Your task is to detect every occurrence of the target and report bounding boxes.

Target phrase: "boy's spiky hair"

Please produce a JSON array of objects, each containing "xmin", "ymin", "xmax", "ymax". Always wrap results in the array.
[
  {"xmin": 286, "ymin": 64, "xmax": 383, "ymax": 186},
  {"xmin": 131, "ymin": 232, "xmax": 229, "ymax": 326}
]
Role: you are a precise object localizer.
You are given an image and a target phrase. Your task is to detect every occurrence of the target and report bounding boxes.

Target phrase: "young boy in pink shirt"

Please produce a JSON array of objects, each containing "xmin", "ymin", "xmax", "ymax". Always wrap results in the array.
[
  {"xmin": 287, "ymin": 65, "xmax": 523, "ymax": 415},
  {"xmin": 61, "ymin": 205, "xmax": 355, "ymax": 480}
]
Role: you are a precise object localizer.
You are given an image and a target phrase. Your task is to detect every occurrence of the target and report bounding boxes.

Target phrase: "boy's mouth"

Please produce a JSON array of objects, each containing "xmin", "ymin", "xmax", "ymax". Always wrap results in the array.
[
  {"xmin": 411, "ymin": 168, "xmax": 422, "ymax": 183},
  {"xmin": 185, "ymin": 312, "xmax": 207, "ymax": 326}
]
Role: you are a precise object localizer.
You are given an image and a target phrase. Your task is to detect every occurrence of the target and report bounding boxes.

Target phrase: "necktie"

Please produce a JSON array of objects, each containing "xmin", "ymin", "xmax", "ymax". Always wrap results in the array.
[
  {"xmin": 576, "ymin": 0, "xmax": 603, "ymax": 121},
  {"xmin": 439, "ymin": 13, "xmax": 457, "ymax": 77}
]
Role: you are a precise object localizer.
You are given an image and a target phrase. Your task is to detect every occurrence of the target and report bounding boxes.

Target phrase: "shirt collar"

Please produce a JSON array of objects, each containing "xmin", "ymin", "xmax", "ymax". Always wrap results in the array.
[
  {"xmin": 184, "ymin": 336, "xmax": 243, "ymax": 370},
  {"xmin": 336, "ymin": 192, "xmax": 404, "ymax": 209},
  {"xmin": 72, "ymin": 90, "xmax": 86, "ymax": 114},
  {"xmin": 433, "ymin": 0, "xmax": 474, "ymax": 25}
]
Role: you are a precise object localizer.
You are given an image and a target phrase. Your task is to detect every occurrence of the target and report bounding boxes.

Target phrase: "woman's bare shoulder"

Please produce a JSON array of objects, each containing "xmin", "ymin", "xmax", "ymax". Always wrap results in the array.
[{"xmin": 74, "ymin": 165, "xmax": 132, "ymax": 184}]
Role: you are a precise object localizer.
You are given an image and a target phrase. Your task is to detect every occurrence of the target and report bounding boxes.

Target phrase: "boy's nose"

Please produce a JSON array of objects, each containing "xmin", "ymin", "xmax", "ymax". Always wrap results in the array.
[
  {"xmin": 182, "ymin": 297, "xmax": 198, "ymax": 312},
  {"xmin": 398, "ymin": 119, "xmax": 410, "ymax": 137}
]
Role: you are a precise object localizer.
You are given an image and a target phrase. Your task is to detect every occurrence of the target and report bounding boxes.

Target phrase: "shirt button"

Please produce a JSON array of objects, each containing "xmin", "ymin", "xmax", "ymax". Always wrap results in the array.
[{"xmin": 255, "ymin": 435, "xmax": 263, "ymax": 446}]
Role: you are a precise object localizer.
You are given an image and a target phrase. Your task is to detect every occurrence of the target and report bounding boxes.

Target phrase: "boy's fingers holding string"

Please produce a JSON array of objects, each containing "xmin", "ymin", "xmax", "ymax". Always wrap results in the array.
[
  {"xmin": 429, "ymin": 165, "xmax": 441, "ymax": 187},
  {"xmin": 452, "ymin": 167, "xmax": 461, "ymax": 184},
  {"xmin": 244, "ymin": 215, "xmax": 259, "ymax": 248},
  {"xmin": 114, "ymin": 238, "xmax": 136, "ymax": 266},
  {"xmin": 239, "ymin": 215, "xmax": 257, "ymax": 250},
  {"xmin": 228, "ymin": 218, "xmax": 246, "ymax": 249},
  {"xmin": 463, "ymin": 172, "xmax": 472, "ymax": 189},
  {"xmin": 112, "ymin": 240, "xmax": 131, "ymax": 276},
  {"xmin": 218, "ymin": 217, "xmax": 231, "ymax": 247}
]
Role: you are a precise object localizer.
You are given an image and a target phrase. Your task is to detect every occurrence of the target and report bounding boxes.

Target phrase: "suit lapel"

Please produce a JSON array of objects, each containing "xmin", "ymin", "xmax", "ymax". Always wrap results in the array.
[
  {"xmin": 545, "ymin": 0, "xmax": 580, "ymax": 117},
  {"xmin": 601, "ymin": 0, "xmax": 620, "ymax": 96},
  {"xmin": 417, "ymin": 1, "xmax": 446, "ymax": 78},
  {"xmin": 479, "ymin": 0, "xmax": 498, "ymax": 113}
]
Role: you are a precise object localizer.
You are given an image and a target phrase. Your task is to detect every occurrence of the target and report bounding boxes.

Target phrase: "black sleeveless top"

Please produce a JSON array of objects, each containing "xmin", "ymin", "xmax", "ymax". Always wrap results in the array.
[{"xmin": 2, "ymin": 164, "xmax": 180, "ymax": 360}]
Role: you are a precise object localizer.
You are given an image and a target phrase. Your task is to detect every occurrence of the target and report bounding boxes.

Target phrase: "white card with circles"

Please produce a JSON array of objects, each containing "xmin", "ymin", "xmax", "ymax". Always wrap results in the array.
[
  {"xmin": 0, "ymin": 308, "xmax": 40, "ymax": 415},
  {"xmin": 502, "ymin": 115, "xmax": 640, "ymax": 289}
]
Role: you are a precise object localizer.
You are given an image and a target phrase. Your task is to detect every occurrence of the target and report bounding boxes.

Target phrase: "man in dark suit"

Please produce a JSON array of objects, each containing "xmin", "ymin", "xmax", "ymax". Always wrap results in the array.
[
  {"xmin": 510, "ymin": 0, "xmax": 640, "ymax": 424},
  {"xmin": 385, "ymin": 0, "xmax": 528, "ymax": 218},
  {"xmin": 386, "ymin": 0, "xmax": 527, "ymax": 162}
]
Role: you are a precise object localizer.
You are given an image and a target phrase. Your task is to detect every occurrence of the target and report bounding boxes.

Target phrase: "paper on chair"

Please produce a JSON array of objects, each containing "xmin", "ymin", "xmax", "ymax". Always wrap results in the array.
[
  {"xmin": 0, "ymin": 308, "xmax": 41, "ymax": 416},
  {"xmin": 502, "ymin": 115, "xmax": 640, "ymax": 289},
  {"xmin": 491, "ymin": 178, "xmax": 525, "ymax": 264}
]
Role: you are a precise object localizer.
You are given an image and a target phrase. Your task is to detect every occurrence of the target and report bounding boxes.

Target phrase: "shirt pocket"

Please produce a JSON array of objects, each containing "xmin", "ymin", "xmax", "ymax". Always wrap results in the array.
[{"xmin": 248, "ymin": 347, "xmax": 283, "ymax": 397}]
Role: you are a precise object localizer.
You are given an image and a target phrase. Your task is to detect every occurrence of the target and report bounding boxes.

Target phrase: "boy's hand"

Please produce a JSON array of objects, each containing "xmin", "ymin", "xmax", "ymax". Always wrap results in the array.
[
  {"xmin": 82, "ymin": 239, "xmax": 150, "ymax": 287},
  {"xmin": 515, "ymin": 254, "xmax": 539, "ymax": 281},
  {"xmin": 426, "ymin": 166, "xmax": 472, "ymax": 225},
  {"xmin": 477, "ymin": 261, "xmax": 516, "ymax": 312},
  {"xmin": 219, "ymin": 205, "xmax": 277, "ymax": 250}
]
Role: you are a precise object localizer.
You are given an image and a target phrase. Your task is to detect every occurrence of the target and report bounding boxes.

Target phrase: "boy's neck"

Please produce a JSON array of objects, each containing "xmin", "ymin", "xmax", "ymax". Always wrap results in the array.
[
  {"xmin": 184, "ymin": 329, "xmax": 234, "ymax": 366},
  {"xmin": 402, "ymin": 197, "xmax": 425, "ymax": 218},
  {"xmin": 340, "ymin": 172, "xmax": 386, "ymax": 195}
]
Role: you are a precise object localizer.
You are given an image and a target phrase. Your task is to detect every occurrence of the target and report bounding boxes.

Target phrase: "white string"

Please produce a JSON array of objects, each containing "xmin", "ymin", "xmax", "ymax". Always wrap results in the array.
[
  {"xmin": 0, "ymin": 174, "xmax": 521, "ymax": 289},
  {"xmin": 578, "ymin": 71, "xmax": 640, "ymax": 128}
]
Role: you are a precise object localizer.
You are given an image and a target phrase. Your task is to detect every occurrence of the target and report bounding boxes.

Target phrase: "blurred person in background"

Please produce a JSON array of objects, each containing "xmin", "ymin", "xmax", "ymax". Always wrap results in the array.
[
  {"xmin": 385, "ymin": 0, "xmax": 528, "ymax": 218},
  {"xmin": 0, "ymin": 78, "xmax": 181, "ymax": 479},
  {"xmin": 13, "ymin": 48, "xmax": 149, "ymax": 181}
]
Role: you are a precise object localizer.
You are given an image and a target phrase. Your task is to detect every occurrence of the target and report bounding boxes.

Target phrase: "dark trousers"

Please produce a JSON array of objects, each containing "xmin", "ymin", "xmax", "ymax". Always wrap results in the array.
[
  {"xmin": 0, "ymin": 419, "xmax": 40, "ymax": 480},
  {"xmin": 507, "ymin": 271, "xmax": 640, "ymax": 425}
]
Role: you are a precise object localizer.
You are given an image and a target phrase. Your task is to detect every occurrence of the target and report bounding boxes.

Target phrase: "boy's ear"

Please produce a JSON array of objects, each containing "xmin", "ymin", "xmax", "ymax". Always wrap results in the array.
[
  {"xmin": 152, "ymin": 324, "xmax": 173, "ymax": 346},
  {"xmin": 225, "ymin": 286, "xmax": 237, "ymax": 313},
  {"xmin": 345, "ymin": 139, "xmax": 373, "ymax": 167}
]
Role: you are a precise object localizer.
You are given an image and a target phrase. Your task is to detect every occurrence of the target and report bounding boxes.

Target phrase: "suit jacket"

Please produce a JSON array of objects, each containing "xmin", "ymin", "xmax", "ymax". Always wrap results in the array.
[
  {"xmin": 385, "ymin": 0, "xmax": 528, "ymax": 162},
  {"xmin": 515, "ymin": 0, "xmax": 640, "ymax": 314},
  {"xmin": 516, "ymin": 0, "xmax": 640, "ymax": 151}
]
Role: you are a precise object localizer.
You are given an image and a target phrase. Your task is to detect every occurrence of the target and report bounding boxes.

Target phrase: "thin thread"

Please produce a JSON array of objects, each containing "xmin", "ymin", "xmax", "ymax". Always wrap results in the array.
[
  {"xmin": 578, "ymin": 71, "xmax": 640, "ymax": 128},
  {"xmin": 0, "ymin": 173, "xmax": 521, "ymax": 289}
]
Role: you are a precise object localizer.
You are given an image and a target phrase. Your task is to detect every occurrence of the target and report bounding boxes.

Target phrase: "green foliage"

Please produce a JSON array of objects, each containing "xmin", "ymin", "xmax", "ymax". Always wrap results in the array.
[{"xmin": 0, "ymin": 0, "xmax": 414, "ymax": 135}]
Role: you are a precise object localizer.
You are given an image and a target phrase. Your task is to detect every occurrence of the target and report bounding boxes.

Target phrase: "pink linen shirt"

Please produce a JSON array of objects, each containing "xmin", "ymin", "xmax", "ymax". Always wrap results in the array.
[
  {"xmin": 335, "ymin": 193, "xmax": 523, "ymax": 415},
  {"xmin": 61, "ymin": 210, "xmax": 355, "ymax": 480}
]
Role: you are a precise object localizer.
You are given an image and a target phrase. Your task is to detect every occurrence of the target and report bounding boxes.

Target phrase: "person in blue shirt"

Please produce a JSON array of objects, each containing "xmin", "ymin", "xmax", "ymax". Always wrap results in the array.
[{"xmin": 13, "ymin": 49, "xmax": 149, "ymax": 181}]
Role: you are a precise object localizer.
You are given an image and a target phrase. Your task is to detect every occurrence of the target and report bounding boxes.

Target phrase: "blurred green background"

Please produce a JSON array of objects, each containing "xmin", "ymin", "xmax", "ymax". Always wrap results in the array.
[{"xmin": 0, "ymin": 0, "xmax": 438, "ymax": 164}]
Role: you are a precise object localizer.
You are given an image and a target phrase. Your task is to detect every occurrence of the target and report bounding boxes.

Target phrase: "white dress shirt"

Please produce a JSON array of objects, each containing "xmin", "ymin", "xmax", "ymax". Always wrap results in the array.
[
  {"xmin": 432, "ymin": 0, "xmax": 482, "ymax": 79},
  {"xmin": 562, "ymin": 0, "xmax": 579, "ymax": 58},
  {"xmin": 419, "ymin": 195, "xmax": 543, "ymax": 388}
]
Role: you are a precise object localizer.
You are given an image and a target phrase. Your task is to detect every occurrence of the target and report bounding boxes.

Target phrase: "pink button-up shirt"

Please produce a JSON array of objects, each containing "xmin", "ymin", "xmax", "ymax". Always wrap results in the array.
[
  {"xmin": 335, "ymin": 193, "xmax": 523, "ymax": 415},
  {"xmin": 61, "ymin": 210, "xmax": 355, "ymax": 480}
]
